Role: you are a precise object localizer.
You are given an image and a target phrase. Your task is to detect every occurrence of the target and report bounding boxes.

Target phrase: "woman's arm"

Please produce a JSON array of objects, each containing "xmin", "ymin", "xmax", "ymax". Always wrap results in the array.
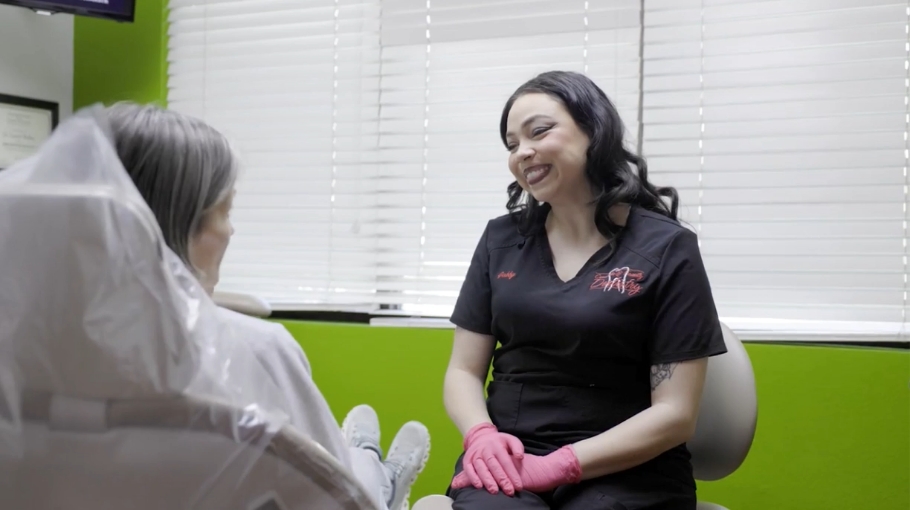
[
  {"xmin": 570, "ymin": 357, "xmax": 708, "ymax": 480},
  {"xmin": 570, "ymin": 229, "xmax": 724, "ymax": 479},
  {"xmin": 443, "ymin": 326, "xmax": 497, "ymax": 436}
]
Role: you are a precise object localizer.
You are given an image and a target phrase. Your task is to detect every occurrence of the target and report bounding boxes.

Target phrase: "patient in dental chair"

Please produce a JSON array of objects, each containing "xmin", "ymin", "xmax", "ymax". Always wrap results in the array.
[{"xmin": 103, "ymin": 102, "xmax": 429, "ymax": 510}]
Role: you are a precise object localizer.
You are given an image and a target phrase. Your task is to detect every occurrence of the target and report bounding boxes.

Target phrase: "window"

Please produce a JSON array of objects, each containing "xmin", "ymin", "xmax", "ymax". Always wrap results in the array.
[
  {"xmin": 375, "ymin": 0, "xmax": 641, "ymax": 316},
  {"xmin": 168, "ymin": 0, "xmax": 382, "ymax": 310},
  {"xmin": 641, "ymin": 0, "xmax": 909, "ymax": 338},
  {"xmin": 168, "ymin": 0, "xmax": 908, "ymax": 339},
  {"xmin": 168, "ymin": 0, "xmax": 641, "ymax": 315}
]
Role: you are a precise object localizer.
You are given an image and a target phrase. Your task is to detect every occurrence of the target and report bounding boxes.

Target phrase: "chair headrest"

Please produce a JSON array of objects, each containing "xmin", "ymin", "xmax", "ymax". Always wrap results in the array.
[
  {"xmin": 0, "ymin": 110, "xmax": 202, "ymax": 401},
  {"xmin": 688, "ymin": 322, "xmax": 758, "ymax": 480}
]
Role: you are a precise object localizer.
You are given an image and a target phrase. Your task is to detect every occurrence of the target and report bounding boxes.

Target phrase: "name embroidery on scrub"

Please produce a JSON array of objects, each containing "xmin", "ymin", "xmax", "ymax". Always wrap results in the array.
[
  {"xmin": 590, "ymin": 267, "xmax": 644, "ymax": 296},
  {"xmin": 497, "ymin": 271, "xmax": 516, "ymax": 280}
]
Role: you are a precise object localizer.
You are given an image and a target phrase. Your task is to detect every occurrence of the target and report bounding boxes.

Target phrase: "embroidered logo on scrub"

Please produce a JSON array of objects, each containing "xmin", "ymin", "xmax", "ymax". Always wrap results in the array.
[
  {"xmin": 590, "ymin": 267, "xmax": 644, "ymax": 296},
  {"xmin": 497, "ymin": 271, "xmax": 516, "ymax": 280}
]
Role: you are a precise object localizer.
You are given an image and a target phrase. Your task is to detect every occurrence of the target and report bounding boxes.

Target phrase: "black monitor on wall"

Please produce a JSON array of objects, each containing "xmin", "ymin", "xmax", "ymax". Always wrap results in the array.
[{"xmin": 0, "ymin": 0, "xmax": 135, "ymax": 22}]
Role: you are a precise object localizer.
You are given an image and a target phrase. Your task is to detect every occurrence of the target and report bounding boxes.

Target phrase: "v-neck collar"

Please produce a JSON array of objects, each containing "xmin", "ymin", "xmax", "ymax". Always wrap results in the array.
[{"xmin": 534, "ymin": 206, "xmax": 635, "ymax": 285}]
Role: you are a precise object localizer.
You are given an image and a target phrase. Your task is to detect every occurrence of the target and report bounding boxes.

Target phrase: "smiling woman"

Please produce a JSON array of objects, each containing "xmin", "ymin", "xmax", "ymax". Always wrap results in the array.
[
  {"xmin": 442, "ymin": 71, "xmax": 726, "ymax": 510},
  {"xmin": 501, "ymin": 71, "xmax": 678, "ymax": 249},
  {"xmin": 504, "ymin": 100, "xmax": 590, "ymax": 207}
]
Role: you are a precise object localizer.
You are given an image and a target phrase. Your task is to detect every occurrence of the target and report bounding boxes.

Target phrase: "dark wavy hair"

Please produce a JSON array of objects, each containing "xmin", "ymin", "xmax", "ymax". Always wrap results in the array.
[{"xmin": 500, "ymin": 71, "xmax": 678, "ymax": 240}]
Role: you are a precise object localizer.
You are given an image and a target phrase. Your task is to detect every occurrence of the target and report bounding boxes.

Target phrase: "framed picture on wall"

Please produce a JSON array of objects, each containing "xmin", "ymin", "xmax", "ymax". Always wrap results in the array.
[{"xmin": 0, "ymin": 93, "xmax": 59, "ymax": 170}]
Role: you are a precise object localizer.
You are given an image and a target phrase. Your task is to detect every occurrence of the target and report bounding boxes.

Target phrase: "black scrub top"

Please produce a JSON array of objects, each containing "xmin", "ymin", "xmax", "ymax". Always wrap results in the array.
[{"xmin": 450, "ymin": 206, "xmax": 727, "ymax": 459}]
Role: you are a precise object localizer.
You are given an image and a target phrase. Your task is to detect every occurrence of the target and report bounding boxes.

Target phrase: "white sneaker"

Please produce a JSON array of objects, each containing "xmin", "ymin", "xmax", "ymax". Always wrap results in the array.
[
  {"xmin": 383, "ymin": 421, "xmax": 430, "ymax": 510},
  {"xmin": 341, "ymin": 404, "xmax": 383, "ymax": 458}
]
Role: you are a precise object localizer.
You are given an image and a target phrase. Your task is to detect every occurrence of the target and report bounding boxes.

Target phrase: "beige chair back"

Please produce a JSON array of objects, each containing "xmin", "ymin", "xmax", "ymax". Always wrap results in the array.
[{"xmin": 688, "ymin": 322, "xmax": 759, "ymax": 480}]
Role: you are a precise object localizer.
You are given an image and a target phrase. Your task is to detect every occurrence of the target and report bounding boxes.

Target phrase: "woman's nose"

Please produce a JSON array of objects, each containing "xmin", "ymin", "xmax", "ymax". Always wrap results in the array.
[{"xmin": 515, "ymin": 142, "xmax": 535, "ymax": 160}]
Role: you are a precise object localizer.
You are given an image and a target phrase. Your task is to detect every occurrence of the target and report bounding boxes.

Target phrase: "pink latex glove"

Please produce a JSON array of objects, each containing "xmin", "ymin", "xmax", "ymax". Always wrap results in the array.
[
  {"xmin": 451, "ymin": 445, "xmax": 582, "ymax": 495},
  {"xmin": 458, "ymin": 422, "xmax": 525, "ymax": 496}
]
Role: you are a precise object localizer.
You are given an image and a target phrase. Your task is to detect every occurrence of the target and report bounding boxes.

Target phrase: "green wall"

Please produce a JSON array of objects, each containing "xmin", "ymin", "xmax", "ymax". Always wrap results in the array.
[
  {"xmin": 73, "ymin": 0, "xmax": 168, "ymax": 110},
  {"xmin": 282, "ymin": 320, "xmax": 910, "ymax": 510}
]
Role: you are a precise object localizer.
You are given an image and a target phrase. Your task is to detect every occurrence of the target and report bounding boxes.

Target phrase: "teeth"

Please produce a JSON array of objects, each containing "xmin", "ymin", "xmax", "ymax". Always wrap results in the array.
[{"xmin": 525, "ymin": 165, "xmax": 548, "ymax": 182}]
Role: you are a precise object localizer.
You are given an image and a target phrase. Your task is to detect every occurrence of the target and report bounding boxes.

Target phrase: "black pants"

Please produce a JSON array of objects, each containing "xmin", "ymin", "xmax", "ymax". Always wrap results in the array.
[{"xmin": 446, "ymin": 380, "xmax": 697, "ymax": 510}]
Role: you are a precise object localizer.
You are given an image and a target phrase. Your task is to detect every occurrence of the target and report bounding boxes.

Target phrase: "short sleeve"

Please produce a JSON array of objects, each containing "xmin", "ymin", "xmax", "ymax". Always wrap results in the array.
[
  {"xmin": 450, "ymin": 222, "xmax": 493, "ymax": 335},
  {"xmin": 649, "ymin": 229, "xmax": 727, "ymax": 364}
]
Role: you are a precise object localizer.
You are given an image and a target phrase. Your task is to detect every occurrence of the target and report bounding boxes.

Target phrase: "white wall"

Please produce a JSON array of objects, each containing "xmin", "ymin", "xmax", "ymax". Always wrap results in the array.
[{"xmin": 0, "ymin": 4, "xmax": 73, "ymax": 117}]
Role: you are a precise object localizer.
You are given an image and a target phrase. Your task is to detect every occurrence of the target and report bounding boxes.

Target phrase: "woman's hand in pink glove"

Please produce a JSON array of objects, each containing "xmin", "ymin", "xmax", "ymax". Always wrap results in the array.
[
  {"xmin": 451, "ymin": 445, "xmax": 582, "ymax": 495},
  {"xmin": 458, "ymin": 422, "xmax": 525, "ymax": 496}
]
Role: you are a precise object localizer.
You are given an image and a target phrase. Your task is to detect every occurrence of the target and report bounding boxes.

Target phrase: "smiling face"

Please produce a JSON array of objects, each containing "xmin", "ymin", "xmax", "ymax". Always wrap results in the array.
[{"xmin": 504, "ymin": 92, "xmax": 592, "ymax": 206}]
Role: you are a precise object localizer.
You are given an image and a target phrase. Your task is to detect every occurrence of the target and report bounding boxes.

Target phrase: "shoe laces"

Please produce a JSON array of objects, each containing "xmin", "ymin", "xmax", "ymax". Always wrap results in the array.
[
  {"xmin": 384, "ymin": 462, "xmax": 415, "ymax": 510},
  {"xmin": 384, "ymin": 458, "xmax": 406, "ymax": 480}
]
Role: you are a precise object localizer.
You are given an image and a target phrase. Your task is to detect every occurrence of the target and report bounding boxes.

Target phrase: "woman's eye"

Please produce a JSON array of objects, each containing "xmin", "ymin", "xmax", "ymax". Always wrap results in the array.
[
  {"xmin": 531, "ymin": 125, "xmax": 551, "ymax": 136},
  {"xmin": 506, "ymin": 143, "xmax": 517, "ymax": 152}
]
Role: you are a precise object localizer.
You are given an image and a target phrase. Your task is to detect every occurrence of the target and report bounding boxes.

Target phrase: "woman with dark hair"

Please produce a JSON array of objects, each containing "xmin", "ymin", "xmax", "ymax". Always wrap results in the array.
[{"xmin": 442, "ymin": 71, "xmax": 727, "ymax": 509}]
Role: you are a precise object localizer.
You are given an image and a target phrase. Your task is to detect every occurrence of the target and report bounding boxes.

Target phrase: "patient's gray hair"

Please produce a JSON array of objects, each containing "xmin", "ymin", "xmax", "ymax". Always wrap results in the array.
[{"xmin": 104, "ymin": 102, "xmax": 238, "ymax": 268}]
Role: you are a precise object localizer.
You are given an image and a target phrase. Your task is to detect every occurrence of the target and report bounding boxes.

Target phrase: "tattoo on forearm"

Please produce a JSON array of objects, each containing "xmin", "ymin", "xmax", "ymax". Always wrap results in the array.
[{"xmin": 650, "ymin": 363, "xmax": 678, "ymax": 391}]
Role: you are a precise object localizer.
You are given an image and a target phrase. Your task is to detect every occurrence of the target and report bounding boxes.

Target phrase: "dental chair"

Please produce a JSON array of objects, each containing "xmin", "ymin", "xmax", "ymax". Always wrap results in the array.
[
  {"xmin": 413, "ymin": 322, "xmax": 757, "ymax": 510},
  {"xmin": 0, "ymin": 111, "xmax": 381, "ymax": 510}
]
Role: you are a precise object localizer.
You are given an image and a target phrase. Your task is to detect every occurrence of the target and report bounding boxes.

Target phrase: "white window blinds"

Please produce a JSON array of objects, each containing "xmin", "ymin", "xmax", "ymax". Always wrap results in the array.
[
  {"xmin": 166, "ymin": 0, "xmax": 908, "ymax": 338},
  {"xmin": 377, "ymin": 0, "xmax": 642, "ymax": 316},
  {"xmin": 167, "ymin": 0, "xmax": 381, "ymax": 310},
  {"xmin": 641, "ymin": 0, "xmax": 910, "ymax": 334}
]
